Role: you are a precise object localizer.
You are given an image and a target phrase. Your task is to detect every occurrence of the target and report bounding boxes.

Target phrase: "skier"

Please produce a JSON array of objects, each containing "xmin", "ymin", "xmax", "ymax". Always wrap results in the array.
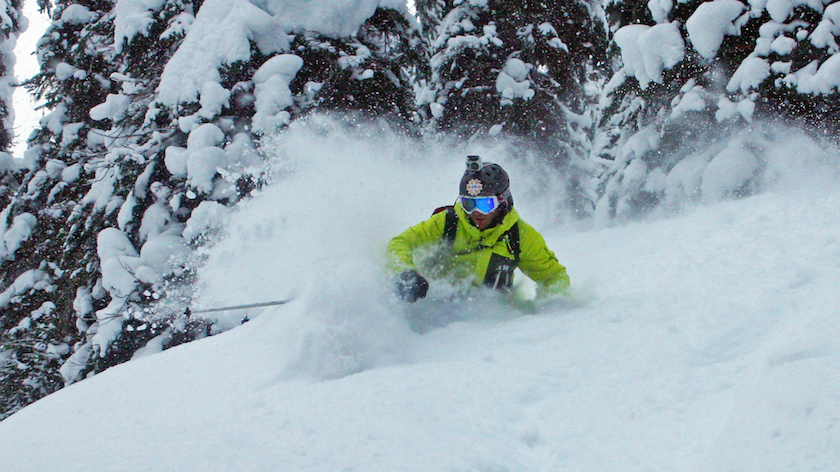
[{"xmin": 387, "ymin": 155, "xmax": 570, "ymax": 303}]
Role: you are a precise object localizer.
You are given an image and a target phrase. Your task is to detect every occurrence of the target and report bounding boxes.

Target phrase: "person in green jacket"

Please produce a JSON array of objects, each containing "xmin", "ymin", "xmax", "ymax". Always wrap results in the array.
[{"xmin": 387, "ymin": 155, "xmax": 570, "ymax": 303}]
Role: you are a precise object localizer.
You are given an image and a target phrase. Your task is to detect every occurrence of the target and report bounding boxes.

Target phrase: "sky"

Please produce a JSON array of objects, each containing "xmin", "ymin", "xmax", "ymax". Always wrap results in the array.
[
  {"xmin": 11, "ymin": 0, "xmax": 50, "ymax": 159},
  {"xmin": 0, "ymin": 120, "xmax": 838, "ymax": 471}
]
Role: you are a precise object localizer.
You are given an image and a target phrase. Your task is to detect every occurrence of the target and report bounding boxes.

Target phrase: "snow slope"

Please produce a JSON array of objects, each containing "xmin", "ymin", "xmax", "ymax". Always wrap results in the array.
[{"xmin": 1, "ymin": 120, "xmax": 839, "ymax": 471}]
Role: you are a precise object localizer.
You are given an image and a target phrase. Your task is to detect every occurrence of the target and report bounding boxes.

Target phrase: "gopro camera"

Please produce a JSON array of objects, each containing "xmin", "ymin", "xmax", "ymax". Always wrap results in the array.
[{"xmin": 466, "ymin": 155, "xmax": 482, "ymax": 172}]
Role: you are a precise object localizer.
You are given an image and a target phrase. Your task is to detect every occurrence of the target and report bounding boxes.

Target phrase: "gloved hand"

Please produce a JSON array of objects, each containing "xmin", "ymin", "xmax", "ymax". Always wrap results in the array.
[{"xmin": 394, "ymin": 270, "xmax": 429, "ymax": 303}]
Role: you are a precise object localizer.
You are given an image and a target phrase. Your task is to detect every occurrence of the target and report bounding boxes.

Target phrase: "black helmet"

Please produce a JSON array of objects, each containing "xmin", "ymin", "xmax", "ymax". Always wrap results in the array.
[{"xmin": 459, "ymin": 155, "xmax": 513, "ymax": 211}]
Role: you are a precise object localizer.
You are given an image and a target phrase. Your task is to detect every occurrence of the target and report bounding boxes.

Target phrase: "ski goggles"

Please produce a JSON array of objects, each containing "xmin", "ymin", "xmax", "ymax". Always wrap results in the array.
[{"xmin": 460, "ymin": 195, "xmax": 500, "ymax": 215}]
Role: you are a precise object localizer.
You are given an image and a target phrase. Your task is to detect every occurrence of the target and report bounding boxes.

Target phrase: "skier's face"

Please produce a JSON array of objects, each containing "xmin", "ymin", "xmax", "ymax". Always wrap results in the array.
[{"xmin": 469, "ymin": 208, "xmax": 498, "ymax": 230}]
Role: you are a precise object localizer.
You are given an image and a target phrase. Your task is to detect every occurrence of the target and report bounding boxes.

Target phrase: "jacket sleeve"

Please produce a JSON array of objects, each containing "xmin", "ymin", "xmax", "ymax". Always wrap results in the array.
[
  {"xmin": 386, "ymin": 211, "xmax": 448, "ymax": 274},
  {"xmin": 516, "ymin": 222, "xmax": 570, "ymax": 297}
]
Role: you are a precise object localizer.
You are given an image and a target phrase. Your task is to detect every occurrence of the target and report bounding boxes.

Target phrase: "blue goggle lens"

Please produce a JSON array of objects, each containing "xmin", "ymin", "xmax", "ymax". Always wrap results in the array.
[{"xmin": 461, "ymin": 196, "xmax": 498, "ymax": 214}]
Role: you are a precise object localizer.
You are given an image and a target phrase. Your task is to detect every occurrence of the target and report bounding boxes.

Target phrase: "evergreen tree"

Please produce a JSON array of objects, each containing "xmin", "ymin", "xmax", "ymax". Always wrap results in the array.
[
  {"xmin": 0, "ymin": 0, "xmax": 424, "ymax": 420},
  {"xmin": 0, "ymin": 0, "xmax": 23, "ymax": 214},
  {"xmin": 0, "ymin": 0, "xmax": 113, "ymax": 421},
  {"xmin": 415, "ymin": 0, "xmax": 608, "ymax": 159},
  {"xmin": 0, "ymin": 0, "xmax": 23, "ymax": 152},
  {"xmin": 592, "ymin": 0, "xmax": 840, "ymax": 224},
  {"xmin": 0, "ymin": 0, "xmax": 199, "ymax": 420},
  {"xmin": 289, "ymin": 8, "xmax": 425, "ymax": 130}
]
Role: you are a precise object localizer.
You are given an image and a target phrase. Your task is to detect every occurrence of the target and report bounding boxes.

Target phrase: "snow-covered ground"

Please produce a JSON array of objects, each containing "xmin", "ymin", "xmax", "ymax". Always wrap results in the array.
[{"xmin": 1, "ymin": 120, "xmax": 839, "ymax": 471}]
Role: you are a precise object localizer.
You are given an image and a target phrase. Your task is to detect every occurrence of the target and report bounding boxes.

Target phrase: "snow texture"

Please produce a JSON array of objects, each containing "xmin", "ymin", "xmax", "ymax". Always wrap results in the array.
[
  {"xmin": 5, "ymin": 0, "xmax": 840, "ymax": 467},
  {"xmin": 700, "ymin": 138, "xmax": 760, "ymax": 201},
  {"xmin": 89, "ymin": 93, "xmax": 131, "ymax": 122},
  {"xmin": 671, "ymin": 81, "xmax": 707, "ymax": 118},
  {"xmin": 648, "ymin": 0, "xmax": 674, "ymax": 23},
  {"xmin": 251, "ymin": 54, "xmax": 303, "ymax": 133},
  {"xmin": 811, "ymin": 3, "xmax": 840, "ymax": 52},
  {"xmin": 183, "ymin": 200, "xmax": 231, "ymax": 241},
  {"xmin": 0, "ymin": 269, "xmax": 50, "ymax": 309},
  {"xmin": 185, "ymin": 123, "xmax": 226, "ymax": 194},
  {"xmin": 496, "ymin": 58, "xmax": 535, "ymax": 101},
  {"xmin": 727, "ymin": 56, "xmax": 771, "ymax": 94},
  {"xmin": 614, "ymin": 22, "xmax": 685, "ymax": 89},
  {"xmin": 59, "ymin": 4, "xmax": 97, "ymax": 24},
  {"xmin": 0, "ymin": 211, "xmax": 36, "ymax": 260},
  {"xmin": 791, "ymin": 55, "xmax": 840, "ymax": 95},
  {"xmin": 0, "ymin": 1, "xmax": 21, "ymax": 150},
  {"xmin": 686, "ymin": 0, "xmax": 746, "ymax": 60},
  {"xmin": 93, "ymin": 219, "xmax": 193, "ymax": 357}
]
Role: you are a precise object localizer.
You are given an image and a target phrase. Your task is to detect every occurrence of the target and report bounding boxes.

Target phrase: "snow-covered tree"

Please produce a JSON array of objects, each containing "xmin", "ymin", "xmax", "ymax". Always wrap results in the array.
[
  {"xmin": 0, "ymin": 0, "xmax": 422, "ymax": 420},
  {"xmin": 0, "ymin": 0, "xmax": 23, "ymax": 219},
  {"xmin": 415, "ymin": 0, "xmax": 608, "ymax": 159},
  {"xmin": 0, "ymin": 0, "xmax": 108, "ymax": 420},
  {"xmin": 289, "ymin": 7, "xmax": 425, "ymax": 128},
  {"xmin": 0, "ymin": 0, "xmax": 23, "ymax": 152},
  {"xmin": 591, "ymin": 0, "xmax": 840, "ymax": 225}
]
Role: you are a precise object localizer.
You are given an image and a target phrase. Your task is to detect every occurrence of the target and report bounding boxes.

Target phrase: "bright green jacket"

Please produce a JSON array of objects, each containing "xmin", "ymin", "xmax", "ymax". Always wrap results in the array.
[{"xmin": 387, "ymin": 203, "xmax": 570, "ymax": 297}]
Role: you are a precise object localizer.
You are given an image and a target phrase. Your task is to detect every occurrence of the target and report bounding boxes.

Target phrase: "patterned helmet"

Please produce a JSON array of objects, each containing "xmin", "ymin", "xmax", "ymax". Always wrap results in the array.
[{"xmin": 459, "ymin": 156, "xmax": 513, "ymax": 210}]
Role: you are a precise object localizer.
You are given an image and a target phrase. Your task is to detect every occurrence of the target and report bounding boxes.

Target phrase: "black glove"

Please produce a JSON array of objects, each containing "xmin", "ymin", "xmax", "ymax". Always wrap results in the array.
[{"xmin": 394, "ymin": 270, "xmax": 429, "ymax": 303}]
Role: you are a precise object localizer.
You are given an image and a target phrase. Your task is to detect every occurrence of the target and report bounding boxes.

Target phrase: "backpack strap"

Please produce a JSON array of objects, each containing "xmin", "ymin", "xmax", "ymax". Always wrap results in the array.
[
  {"xmin": 436, "ymin": 206, "xmax": 457, "ymax": 243},
  {"xmin": 483, "ymin": 223, "xmax": 520, "ymax": 290},
  {"xmin": 500, "ymin": 222, "xmax": 520, "ymax": 263}
]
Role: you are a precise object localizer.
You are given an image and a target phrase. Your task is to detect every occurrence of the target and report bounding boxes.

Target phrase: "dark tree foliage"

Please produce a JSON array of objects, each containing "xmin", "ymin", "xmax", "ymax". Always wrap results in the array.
[
  {"xmin": 417, "ymin": 0, "xmax": 608, "ymax": 158},
  {"xmin": 605, "ymin": 0, "xmax": 653, "ymax": 30},
  {"xmin": 594, "ymin": 0, "xmax": 840, "ymax": 222},
  {"xmin": 739, "ymin": 5, "xmax": 840, "ymax": 136},
  {"xmin": 0, "ymin": 0, "xmax": 24, "ymax": 213},
  {"xmin": 602, "ymin": 0, "xmax": 840, "ymax": 156},
  {"xmin": 288, "ymin": 8, "xmax": 425, "ymax": 132}
]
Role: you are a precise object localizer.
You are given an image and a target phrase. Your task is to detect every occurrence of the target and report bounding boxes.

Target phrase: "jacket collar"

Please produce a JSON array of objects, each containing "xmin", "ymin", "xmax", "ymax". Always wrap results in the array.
[{"xmin": 454, "ymin": 202, "xmax": 520, "ymax": 244}]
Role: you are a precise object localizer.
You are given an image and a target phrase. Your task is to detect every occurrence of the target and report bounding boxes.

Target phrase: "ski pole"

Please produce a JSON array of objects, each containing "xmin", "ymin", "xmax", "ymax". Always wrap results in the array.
[{"xmin": 185, "ymin": 299, "xmax": 293, "ymax": 317}]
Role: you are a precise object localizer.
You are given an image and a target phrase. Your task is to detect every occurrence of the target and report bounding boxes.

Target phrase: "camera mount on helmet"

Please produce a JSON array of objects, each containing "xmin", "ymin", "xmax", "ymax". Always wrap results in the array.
[{"xmin": 466, "ymin": 155, "xmax": 483, "ymax": 172}]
